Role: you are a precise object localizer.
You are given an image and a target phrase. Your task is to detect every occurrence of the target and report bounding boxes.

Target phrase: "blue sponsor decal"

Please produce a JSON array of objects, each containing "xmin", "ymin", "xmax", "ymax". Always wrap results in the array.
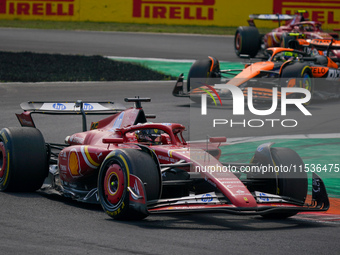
[
  {"xmin": 53, "ymin": 103, "xmax": 66, "ymax": 110},
  {"xmin": 83, "ymin": 103, "xmax": 94, "ymax": 111},
  {"xmin": 257, "ymin": 146, "xmax": 264, "ymax": 152},
  {"xmin": 259, "ymin": 193, "xmax": 269, "ymax": 202},
  {"xmin": 201, "ymin": 194, "xmax": 213, "ymax": 202}
]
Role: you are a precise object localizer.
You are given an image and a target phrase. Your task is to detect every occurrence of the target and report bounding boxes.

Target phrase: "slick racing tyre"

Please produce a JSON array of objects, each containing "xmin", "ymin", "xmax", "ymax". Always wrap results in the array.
[
  {"xmin": 280, "ymin": 33, "xmax": 296, "ymax": 48},
  {"xmin": 262, "ymin": 147, "xmax": 308, "ymax": 219},
  {"xmin": 98, "ymin": 149, "xmax": 161, "ymax": 220},
  {"xmin": 280, "ymin": 62, "xmax": 314, "ymax": 104},
  {"xmin": 0, "ymin": 127, "xmax": 48, "ymax": 192},
  {"xmin": 187, "ymin": 56, "xmax": 221, "ymax": 92},
  {"xmin": 234, "ymin": 26, "xmax": 260, "ymax": 58}
]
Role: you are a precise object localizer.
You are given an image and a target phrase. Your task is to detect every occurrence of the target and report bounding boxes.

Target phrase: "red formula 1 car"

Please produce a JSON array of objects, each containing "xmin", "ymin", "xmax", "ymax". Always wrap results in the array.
[
  {"xmin": 173, "ymin": 39, "xmax": 340, "ymax": 103},
  {"xmin": 0, "ymin": 98, "xmax": 329, "ymax": 220},
  {"xmin": 235, "ymin": 11, "xmax": 340, "ymax": 58}
]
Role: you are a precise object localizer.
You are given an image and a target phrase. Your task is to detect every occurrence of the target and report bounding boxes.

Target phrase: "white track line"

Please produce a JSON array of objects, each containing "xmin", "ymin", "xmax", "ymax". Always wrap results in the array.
[
  {"xmin": 106, "ymin": 56, "xmax": 196, "ymax": 62},
  {"xmin": 193, "ymin": 133, "xmax": 340, "ymax": 144}
]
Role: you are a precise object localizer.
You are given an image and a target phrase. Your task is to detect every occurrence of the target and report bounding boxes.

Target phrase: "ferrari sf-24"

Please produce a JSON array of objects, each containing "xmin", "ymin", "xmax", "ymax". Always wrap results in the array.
[
  {"xmin": 0, "ymin": 98, "xmax": 329, "ymax": 220},
  {"xmin": 234, "ymin": 10, "xmax": 340, "ymax": 58}
]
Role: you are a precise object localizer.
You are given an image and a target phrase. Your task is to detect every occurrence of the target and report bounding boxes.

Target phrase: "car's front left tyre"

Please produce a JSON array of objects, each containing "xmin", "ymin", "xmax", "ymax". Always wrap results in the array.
[{"xmin": 97, "ymin": 149, "xmax": 161, "ymax": 220}]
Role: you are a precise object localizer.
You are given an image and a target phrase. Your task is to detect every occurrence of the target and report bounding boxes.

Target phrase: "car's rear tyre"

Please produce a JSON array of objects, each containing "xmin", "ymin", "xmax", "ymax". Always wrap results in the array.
[
  {"xmin": 0, "ymin": 127, "xmax": 48, "ymax": 192},
  {"xmin": 187, "ymin": 56, "xmax": 220, "ymax": 92},
  {"xmin": 280, "ymin": 62, "xmax": 314, "ymax": 104},
  {"xmin": 262, "ymin": 147, "xmax": 307, "ymax": 219},
  {"xmin": 97, "ymin": 149, "xmax": 161, "ymax": 220},
  {"xmin": 234, "ymin": 26, "xmax": 260, "ymax": 58}
]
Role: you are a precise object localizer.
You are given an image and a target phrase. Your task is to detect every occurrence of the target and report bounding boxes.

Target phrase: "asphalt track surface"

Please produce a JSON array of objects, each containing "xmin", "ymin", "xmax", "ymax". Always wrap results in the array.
[
  {"xmin": 0, "ymin": 29, "xmax": 340, "ymax": 255},
  {"xmin": 0, "ymin": 28, "xmax": 239, "ymax": 61}
]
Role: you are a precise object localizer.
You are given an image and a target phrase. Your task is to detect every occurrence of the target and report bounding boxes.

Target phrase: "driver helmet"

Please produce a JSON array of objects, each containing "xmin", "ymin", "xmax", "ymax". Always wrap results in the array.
[
  {"xmin": 281, "ymin": 51, "xmax": 298, "ymax": 62},
  {"xmin": 135, "ymin": 129, "xmax": 161, "ymax": 144}
]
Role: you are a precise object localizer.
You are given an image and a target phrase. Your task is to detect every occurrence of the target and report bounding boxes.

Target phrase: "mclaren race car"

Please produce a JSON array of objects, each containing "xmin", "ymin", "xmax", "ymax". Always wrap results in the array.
[
  {"xmin": 234, "ymin": 10, "xmax": 340, "ymax": 58},
  {"xmin": 0, "ymin": 98, "xmax": 329, "ymax": 220},
  {"xmin": 173, "ymin": 39, "xmax": 340, "ymax": 103}
]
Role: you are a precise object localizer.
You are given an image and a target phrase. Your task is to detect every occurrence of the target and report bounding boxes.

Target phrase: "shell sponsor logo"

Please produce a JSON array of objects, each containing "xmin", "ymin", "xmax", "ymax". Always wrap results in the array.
[
  {"xmin": 268, "ymin": 32, "xmax": 280, "ymax": 46},
  {"xmin": 0, "ymin": 0, "xmax": 74, "ymax": 16},
  {"xmin": 273, "ymin": 33, "xmax": 280, "ymax": 44},
  {"xmin": 68, "ymin": 146, "xmax": 101, "ymax": 176},
  {"xmin": 132, "ymin": 0, "xmax": 215, "ymax": 20},
  {"xmin": 69, "ymin": 150, "xmax": 80, "ymax": 176}
]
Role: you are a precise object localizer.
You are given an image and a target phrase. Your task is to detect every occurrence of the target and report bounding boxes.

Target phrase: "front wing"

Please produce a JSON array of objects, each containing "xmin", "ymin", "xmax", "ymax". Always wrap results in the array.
[{"xmin": 146, "ymin": 173, "xmax": 329, "ymax": 216}]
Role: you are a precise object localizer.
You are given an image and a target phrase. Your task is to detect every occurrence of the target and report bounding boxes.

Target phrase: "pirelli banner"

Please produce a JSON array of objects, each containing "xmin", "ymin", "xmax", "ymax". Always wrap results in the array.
[{"xmin": 1, "ymin": 0, "xmax": 340, "ymax": 29}]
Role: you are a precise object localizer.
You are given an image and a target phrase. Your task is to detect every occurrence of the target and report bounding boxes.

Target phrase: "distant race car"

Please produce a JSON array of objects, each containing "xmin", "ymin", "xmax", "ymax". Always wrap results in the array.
[
  {"xmin": 0, "ymin": 98, "xmax": 329, "ymax": 220},
  {"xmin": 173, "ymin": 39, "xmax": 340, "ymax": 103},
  {"xmin": 234, "ymin": 11, "xmax": 340, "ymax": 58}
]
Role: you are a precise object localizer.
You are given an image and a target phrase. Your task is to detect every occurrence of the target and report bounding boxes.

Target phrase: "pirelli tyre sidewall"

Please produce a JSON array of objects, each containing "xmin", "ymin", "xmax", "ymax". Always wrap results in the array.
[
  {"xmin": 97, "ymin": 148, "xmax": 161, "ymax": 220},
  {"xmin": 98, "ymin": 150, "xmax": 130, "ymax": 219},
  {"xmin": 0, "ymin": 127, "xmax": 48, "ymax": 192},
  {"xmin": 280, "ymin": 62, "xmax": 314, "ymax": 104},
  {"xmin": 0, "ymin": 129, "xmax": 11, "ymax": 191}
]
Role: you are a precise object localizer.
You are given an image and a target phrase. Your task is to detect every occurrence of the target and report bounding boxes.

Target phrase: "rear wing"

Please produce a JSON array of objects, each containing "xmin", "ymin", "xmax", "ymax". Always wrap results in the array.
[
  {"xmin": 16, "ymin": 100, "xmax": 126, "ymax": 131},
  {"xmin": 249, "ymin": 14, "xmax": 294, "ymax": 21},
  {"xmin": 248, "ymin": 10, "xmax": 307, "ymax": 27},
  {"xmin": 20, "ymin": 101, "xmax": 126, "ymax": 114},
  {"xmin": 308, "ymin": 39, "xmax": 340, "ymax": 57},
  {"xmin": 286, "ymin": 37, "xmax": 340, "ymax": 57},
  {"xmin": 248, "ymin": 13, "xmax": 294, "ymax": 27}
]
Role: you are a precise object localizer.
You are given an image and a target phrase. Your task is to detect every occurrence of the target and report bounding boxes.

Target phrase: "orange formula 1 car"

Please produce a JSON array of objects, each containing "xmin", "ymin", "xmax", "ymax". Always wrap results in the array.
[{"xmin": 173, "ymin": 39, "xmax": 340, "ymax": 103}]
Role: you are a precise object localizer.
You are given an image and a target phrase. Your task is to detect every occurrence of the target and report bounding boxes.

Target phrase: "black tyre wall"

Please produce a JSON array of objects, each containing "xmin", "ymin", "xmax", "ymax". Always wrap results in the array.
[
  {"xmin": 270, "ymin": 147, "xmax": 308, "ymax": 203},
  {"xmin": 280, "ymin": 33, "xmax": 296, "ymax": 48},
  {"xmin": 234, "ymin": 26, "xmax": 260, "ymax": 57},
  {"xmin": 187, "ymin": 57, "xmax": 220, "ymax": 92},
  {"xmin": 280, "ymin": 62, "xmax": 314, "ymax": 102},
  {"xmin": 261, "ymin": 147, "xmax": 307, "ymax": 219}
]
